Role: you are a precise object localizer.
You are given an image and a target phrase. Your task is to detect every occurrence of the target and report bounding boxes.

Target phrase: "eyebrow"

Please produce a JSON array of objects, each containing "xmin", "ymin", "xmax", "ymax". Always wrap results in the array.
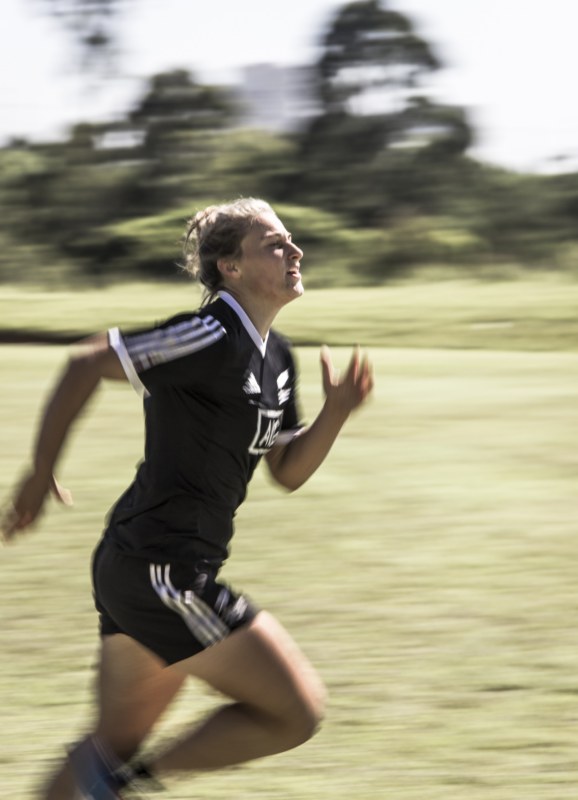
[{"xmin": 262, "ymin": 231, "xmax": 292, "ymax": 241}]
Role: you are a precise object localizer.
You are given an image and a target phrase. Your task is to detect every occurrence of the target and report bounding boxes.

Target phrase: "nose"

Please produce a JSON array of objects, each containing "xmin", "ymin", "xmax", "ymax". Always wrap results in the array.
[{"xmin": 289, "ymin": 241, "xmax": 303, "ymax": 261}]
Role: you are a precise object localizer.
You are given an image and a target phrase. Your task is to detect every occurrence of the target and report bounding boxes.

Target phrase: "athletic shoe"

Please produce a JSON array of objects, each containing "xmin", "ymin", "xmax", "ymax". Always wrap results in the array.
[{"xmin": 68, "ymin": 736, "xmax": 134, "ymax": 799}]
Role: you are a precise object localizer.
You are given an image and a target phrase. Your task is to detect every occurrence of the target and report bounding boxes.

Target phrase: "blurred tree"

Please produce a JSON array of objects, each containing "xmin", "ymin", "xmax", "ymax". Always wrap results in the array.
[
  {"xmin": 32, "ymin": 0, "xmax": 126, "ymax": 70},
  {"xmin": 123, "ymin": 69, "xmax": 240, "ymax": 210},
  {"xmin": 292, "ymin": 0, "xmax": 473, "ymax": 223},
  {"xmin": 131, "ymin": 70, "xmax": 237, "ymax": 133},
  {"xmin": 3, "ymin": 0, "xmax": 573, "ymax": 284},
  {"xmin": 317, "ymin": 0, "xmax": 439, "ymax": 113},
  {"xmin": 465, "ymin": 166, "xmax": 578, "ymax": 264},
  {"xmin": 3, "ymin": 69, "xmax": 242, "ymax": 281}
]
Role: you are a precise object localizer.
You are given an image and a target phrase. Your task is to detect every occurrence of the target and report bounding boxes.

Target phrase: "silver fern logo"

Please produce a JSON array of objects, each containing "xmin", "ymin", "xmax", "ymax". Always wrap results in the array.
[{"xmin": 277, "ymin": 369, "xmax": 291, "ymax": 404}]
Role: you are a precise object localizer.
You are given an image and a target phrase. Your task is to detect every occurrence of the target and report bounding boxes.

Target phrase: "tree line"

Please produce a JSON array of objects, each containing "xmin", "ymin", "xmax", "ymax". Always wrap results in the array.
[{"xmin": 1, "ymin": 0, "xmax": 576, "ymax": 286}]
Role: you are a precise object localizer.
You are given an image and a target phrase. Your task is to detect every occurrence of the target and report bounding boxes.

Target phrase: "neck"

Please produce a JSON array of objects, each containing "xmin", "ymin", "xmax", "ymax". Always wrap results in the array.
[{"xmin": 222, "ymin": 289, "xmax": 281, "ymax": 340}]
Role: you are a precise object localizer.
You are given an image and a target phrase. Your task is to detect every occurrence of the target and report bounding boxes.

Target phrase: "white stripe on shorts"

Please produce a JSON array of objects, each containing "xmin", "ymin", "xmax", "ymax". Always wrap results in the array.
[{"xmin": 149, "ymin": 563, "xmax": 230, "ymax": 649}]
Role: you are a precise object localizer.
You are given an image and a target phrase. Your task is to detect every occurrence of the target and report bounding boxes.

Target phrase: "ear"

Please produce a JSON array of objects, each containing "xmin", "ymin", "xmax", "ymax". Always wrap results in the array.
[{"xmin": 217, "ymin": 259, "xmax": 240, "ymax": 280}]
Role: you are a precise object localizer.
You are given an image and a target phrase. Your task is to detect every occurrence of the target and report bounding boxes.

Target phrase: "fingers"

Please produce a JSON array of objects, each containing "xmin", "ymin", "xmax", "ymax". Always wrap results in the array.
[
  {"xmin": 320, "ymin": 345, "xmax": 334, "ymax": 395},
  {"xmin": 345, "ymin": 346, "xmax": 360, "ymax": 384},
  {"xmin": 1, "ymin": 471, "xmax": 72, "ymax": 544},
  {"xmin": 1, "ymin": 504, "xmax": 16, "ymax": 542},
  {"xmin": 321, "ymin": 345, "xmax": 374, "ymax": 411},
  {"xmin": 345, "ymin": 347, "xmax": 373, "ymax": 395},
  {"xmin": 50, "ymin": 475, "xmax": 73, "ymax": 506},
  {"xmin": 358, "ymin": 352, "xmax": 374, "ymax": 399},
  {"xmin": 320, "ymin": 345, "xmax": 333, "ymax": 374},
  {"xmin": 1, "ymin": 503, "xmax": 33, "ymax": 543}
]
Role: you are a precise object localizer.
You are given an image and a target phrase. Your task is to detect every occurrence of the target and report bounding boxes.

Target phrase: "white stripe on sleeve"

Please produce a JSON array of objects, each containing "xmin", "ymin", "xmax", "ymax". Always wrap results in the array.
[
  {"xmin": 275, "ymin": 427, "xmax": 305, "ymax": 446},
  {"xmin": 108, "ymin": 327, "xmax": 149, "ymax": 399},
  {"xmin": 125, "ymin": 316, "xmax": 226, "ymax": 372}
]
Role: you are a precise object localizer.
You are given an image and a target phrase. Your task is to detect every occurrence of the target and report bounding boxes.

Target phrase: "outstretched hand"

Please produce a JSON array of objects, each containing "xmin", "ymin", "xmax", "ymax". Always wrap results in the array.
[
  {"xmin": 320, "ymin": 345, "xmax": 374, "ymax": 417},
  {"xmin": 1, "ymin": 471, "xmax": 72, "ymax": 543}
]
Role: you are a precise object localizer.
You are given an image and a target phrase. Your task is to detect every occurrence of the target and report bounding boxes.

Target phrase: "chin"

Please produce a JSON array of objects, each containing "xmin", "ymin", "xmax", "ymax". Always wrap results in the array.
[{"xmin": 279, "ymin": 280, "xmax": 304, "ymax": 307}]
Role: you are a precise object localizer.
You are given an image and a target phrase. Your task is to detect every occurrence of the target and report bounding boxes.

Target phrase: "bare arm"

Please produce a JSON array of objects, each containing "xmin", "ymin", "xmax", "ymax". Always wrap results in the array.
[
  {"xmin": 265, "ymin": 346, "xmax": 373, "ymax": 492},
  {"xmin": 2, "ymin": 332, "xmax": 126, "ymax": 540}
]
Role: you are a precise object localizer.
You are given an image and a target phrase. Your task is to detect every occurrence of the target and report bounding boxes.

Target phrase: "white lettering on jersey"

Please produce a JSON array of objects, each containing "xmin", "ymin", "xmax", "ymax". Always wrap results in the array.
[
  {"xmin": 277, "ymin": 369, "xmax": 291, "ymax": 404},
  {"xmin": 248, "ymin": 409, "xmax": 284, "ymax": 455}
]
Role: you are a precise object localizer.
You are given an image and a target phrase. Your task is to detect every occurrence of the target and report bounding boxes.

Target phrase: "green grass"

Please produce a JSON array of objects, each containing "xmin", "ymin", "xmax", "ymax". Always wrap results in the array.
[
  {"xmin": 1, "ymin": 274, "xmax": 577, "ymax": 350},
  {"xmin": 1, "ymin": 333, "xmax": 577, "ymax": 798}
]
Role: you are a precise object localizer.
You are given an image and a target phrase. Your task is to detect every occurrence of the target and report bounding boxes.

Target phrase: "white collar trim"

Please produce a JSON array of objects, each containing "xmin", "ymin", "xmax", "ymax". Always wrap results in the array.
[{"xmin": 219, "ymin": 291, "xmax": 268, "ymax": 356}]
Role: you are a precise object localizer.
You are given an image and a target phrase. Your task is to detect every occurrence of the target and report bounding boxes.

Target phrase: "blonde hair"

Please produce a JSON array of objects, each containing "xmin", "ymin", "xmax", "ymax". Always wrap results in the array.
[{"xmin": 182, "ymin": 197, "xmax": 275, "ymax": 300}]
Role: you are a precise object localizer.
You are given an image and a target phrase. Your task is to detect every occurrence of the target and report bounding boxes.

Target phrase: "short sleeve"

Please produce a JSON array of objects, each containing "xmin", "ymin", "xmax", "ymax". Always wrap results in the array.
[
  {"xmin": 109, "ymin": 313, "xmax": 227, "ymax": 397},
  {"xmin": 275, "ymin": 348, "xmax": 305, "ymax": 445}
]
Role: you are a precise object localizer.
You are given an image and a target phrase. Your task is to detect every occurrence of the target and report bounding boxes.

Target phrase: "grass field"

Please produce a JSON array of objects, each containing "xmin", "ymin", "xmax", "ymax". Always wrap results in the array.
[
  {"xmin": 1, "ymin": 281, "xmax": 577, "ymax": 798},
  {"xmin": 1, "ymin": 274, "xmax": 578, "ymax": 350}
]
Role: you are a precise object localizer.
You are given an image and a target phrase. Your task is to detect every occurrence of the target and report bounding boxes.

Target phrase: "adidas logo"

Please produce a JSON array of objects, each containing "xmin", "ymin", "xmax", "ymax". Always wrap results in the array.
[{"xmin": 243, "ymin": 372, "xmax": 261, "ymax": 395}]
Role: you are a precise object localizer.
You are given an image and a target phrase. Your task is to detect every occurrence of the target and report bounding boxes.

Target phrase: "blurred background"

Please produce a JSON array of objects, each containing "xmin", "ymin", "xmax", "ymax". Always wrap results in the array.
[
  {"xmin": 1, "ymin": 0, "xmax": 577, "ymax": 289},
  {"xmin": 2, "ymin": 4, "xmax": 578, "ymax": 799}
]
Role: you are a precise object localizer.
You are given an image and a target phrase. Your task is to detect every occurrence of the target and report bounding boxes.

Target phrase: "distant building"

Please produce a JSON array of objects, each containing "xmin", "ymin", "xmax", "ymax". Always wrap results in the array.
[
  {"xmin": 538, "ymin": 153, "xmax": 578, "ymax": 175},
  {"xmin": 235, "ymin": 64, "xmax": 319, "ymax": 133}
]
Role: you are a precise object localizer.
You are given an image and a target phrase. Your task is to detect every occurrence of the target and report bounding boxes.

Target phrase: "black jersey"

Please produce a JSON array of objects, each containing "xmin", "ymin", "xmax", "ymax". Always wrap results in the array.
[{"xmin": 104, "ymin": 291, "xmax": 304, "ymax": 562}]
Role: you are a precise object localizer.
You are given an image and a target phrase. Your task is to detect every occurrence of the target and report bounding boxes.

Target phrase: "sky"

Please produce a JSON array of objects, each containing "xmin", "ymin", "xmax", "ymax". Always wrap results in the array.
[{"xmin": 1, "ymin": 0, "xmax": 577, "ymax": 173}]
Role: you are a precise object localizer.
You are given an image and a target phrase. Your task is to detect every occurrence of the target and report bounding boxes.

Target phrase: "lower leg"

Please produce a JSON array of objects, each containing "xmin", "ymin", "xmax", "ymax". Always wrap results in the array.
[
  {"xmin": 154, "ymin": 698, "xmax": 318, "ymax": 773},
  {"xmin": 40, "ymin": 764, "xmax": 75, "ymax": 800},
  {"xmin": 41, "ymin": 614, "xmax": 325, "ymax": 793},
  {"xmin": 40, "ymin": 635, "xmax": 186, "ymax": 800},
  {"xmin": 148, "ymin": 612, "xmax": 326, "ymax": 776}
]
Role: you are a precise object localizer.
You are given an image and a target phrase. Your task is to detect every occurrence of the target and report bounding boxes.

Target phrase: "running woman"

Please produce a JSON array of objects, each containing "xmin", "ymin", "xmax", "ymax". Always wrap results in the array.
[{"xmin": 2, "ymin": 198, "xmax": 373, "ymax": 799}]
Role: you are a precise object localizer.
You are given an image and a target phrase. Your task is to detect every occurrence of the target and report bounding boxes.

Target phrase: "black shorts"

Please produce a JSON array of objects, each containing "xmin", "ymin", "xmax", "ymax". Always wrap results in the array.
[{"xmin": 92, "ymin": 539, "xmax": 258, "ymax": 665}]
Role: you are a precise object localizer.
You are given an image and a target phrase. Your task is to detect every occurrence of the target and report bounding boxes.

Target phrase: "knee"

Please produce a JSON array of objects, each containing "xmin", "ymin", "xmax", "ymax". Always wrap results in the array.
[{"xmin": 284, "ymin": 676, "xmax": 327, "ymax": 747}]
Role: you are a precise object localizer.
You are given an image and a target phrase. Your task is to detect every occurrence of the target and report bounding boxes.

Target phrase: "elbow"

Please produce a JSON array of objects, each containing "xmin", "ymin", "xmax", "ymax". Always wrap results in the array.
[
  {"xmin": 266, "ymin": 442, "xmax": 311, "ymax": 492},
  {"xmin": 62, "ymin": 349, "xmax": 103, "ymax": 397},
  {"xmin": 66, "ymin": 352, "xmax": 97, "ymax": 381},
  {"xmin": 67, "ymin": 332, "xmax": 112, "ymax": 379},
  {"xmin": 282, "ymin": 480, "xmax": 303, "ymax": 493},
  {"xmin": 272, "ymin": 472, "xmax": 307, "ymax": 493}
]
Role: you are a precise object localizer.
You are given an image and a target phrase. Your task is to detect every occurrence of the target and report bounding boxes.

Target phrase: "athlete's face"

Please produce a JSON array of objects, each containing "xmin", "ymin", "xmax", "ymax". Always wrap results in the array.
[{"xmin": 236, "ymin": 213, "xmax": 304, "ymax": 306}]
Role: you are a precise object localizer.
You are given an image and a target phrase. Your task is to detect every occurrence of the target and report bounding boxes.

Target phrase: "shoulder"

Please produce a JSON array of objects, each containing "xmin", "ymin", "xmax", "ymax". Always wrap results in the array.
[
  {"xmin": 267, "ymin": 329, "xmax": 299, "ymax": 377},
  {"xmin": 116, "ymin": 304, "xmax": 233, "ymax": 375},
  {"xmin": 144, "ymin": 299, "xmax": 241, "ymax": 345},
  {"xmin": 269, "ymin": 328, "xmax": 296, "ymax": 362},
  {"xmin": 199, "ymin": 297, "xmax": 245, "ymax": 335},
  {"xmin": 158, "ymin": 298, "xmax": 228, "ymax": 329},
  {"xmin": 269, "ymin": 327, "xmax": 294, "ymax": 351}
]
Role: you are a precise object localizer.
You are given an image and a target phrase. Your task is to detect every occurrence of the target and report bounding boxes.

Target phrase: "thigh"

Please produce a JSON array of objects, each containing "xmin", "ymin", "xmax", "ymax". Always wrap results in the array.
[
  {"xmin": 95, "ymin": 633, "xmax": 187, "ymax": 758},
  {"xmin": 173, "ymin": 611, "xmax": 326, "ymax": 720}
]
